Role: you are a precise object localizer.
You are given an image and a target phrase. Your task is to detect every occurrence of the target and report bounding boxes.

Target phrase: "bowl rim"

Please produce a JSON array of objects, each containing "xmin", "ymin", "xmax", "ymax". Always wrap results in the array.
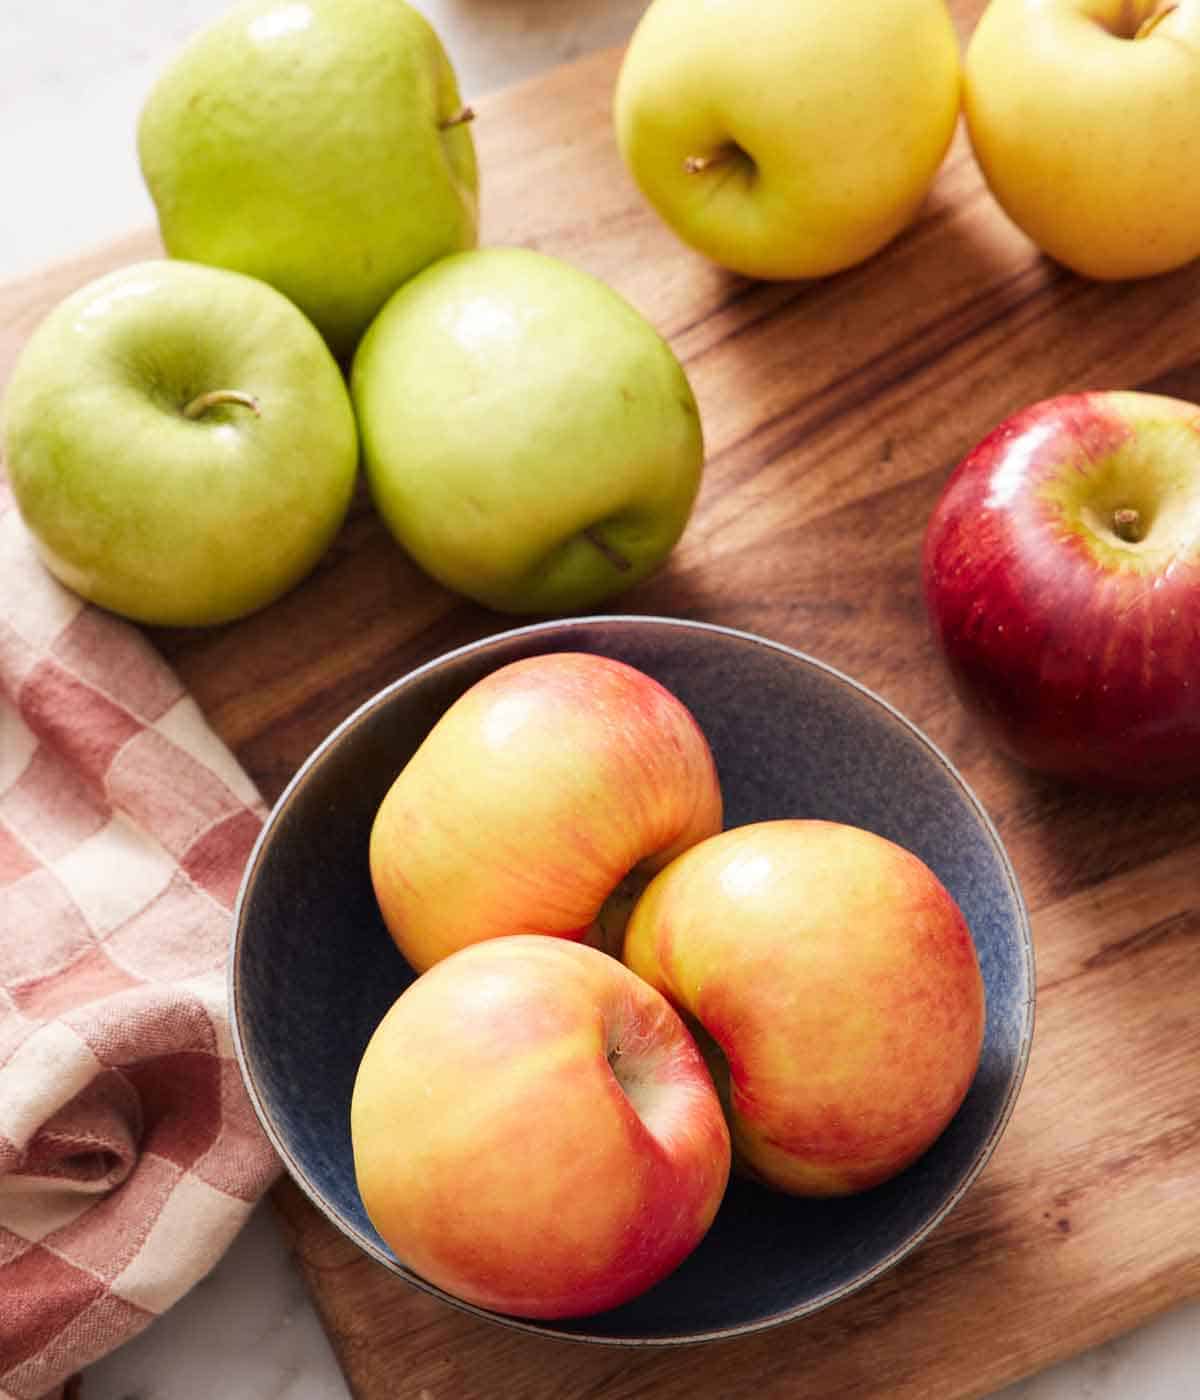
[{"xmin": 228, "ymin": 612, "xmax": 1036, "ymax": 1347}]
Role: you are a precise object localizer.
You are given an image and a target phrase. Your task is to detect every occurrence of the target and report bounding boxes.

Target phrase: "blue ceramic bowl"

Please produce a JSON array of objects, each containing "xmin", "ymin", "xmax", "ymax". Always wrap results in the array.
[{"xmin": 230, "ymin": 615, "xmax": 1034, "ymax": 1345}]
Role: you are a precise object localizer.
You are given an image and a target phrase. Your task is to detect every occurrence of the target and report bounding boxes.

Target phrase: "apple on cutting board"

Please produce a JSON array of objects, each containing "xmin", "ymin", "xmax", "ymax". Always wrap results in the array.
[
  {"xmin": 964, "ymin": 0, "xmax": 1200, "ymax": 280},
  {"xmin": 369, "ymin": 651, "xmax": 724, "ymax": 973},
  {"xmin": 624, "ymin": 819, "xmax": 986, "ymax": 1197},
  {"xmin": 613, "ymin": 0, "xmax": 962, "ymax": 281},
  {"xmin": 351, "ymin": 934, "xmax": 732, "ymax": 1320},
  {"xmin": 1, "ymin": 259, "xmax": 358, "ymax": 628},
  {"xmin": 351, "ymin": 247, "xmax": 706, "ymax": 615},
  {"xmin": 923, "ymin": 390, "xmax": 1200, "ymax": 789}
]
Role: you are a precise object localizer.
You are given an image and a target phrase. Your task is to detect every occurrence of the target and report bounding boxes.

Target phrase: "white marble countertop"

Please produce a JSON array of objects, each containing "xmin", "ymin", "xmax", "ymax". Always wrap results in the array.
[{"xmin": 4, "ymin": 3, "xmax": 1197, "ymax": 1397}]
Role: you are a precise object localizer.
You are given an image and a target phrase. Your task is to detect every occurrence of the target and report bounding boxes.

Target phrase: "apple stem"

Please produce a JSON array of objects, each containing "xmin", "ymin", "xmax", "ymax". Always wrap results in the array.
[
  {"xmin": 440, "ymin": 105, "xmax": 475, "ymax": 130},
  {"xmin": 1112, "ymin": 507, "xmax": 1144, "ymax": 543},
  {"xmin": 1134, "ymin": 4, "xmax": 1177, "ymax": 39},
  {"xmin": 583, "ymin": 526, "xmax": 632, "ymax": 572},
  {"xmin": 181, "ymin": 389, "xmax": 261, "ymax": 420},
  {"xmin": 683, "ymin": 152, "xmax": 728, "ymax": 174}
]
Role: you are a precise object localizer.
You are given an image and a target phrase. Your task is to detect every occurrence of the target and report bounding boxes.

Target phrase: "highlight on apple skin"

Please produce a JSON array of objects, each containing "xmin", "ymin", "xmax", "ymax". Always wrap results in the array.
[
  {"xmin": 350, "ymin": 934, "xmax": 732, "ymax": 1320},
  {"xmin": 963, "ymin": 0, "xmax": 1200, "ymax": 281},
  {"xmin": 369, "ymin": 651, "xmax": 724, "ymax": 972},
  {"xmin": 623, "ymin": 819, "xmax": 987, "ymax": 1197},
  {"xmin": 613, "ymin": 0, "xmax": 962, "ymax": 282},
  {"xmin": 922, "ymin": 390, "xmax": 1200, "ymax": 790}
]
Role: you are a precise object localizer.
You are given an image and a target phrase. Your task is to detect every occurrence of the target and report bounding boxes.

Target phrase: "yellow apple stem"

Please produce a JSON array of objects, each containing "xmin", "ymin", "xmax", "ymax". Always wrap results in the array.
[
  {"xmin": 583, "ymin": 526, "xmax": 632, "ymax": 572},
  {"xmin": 182, "ymin": 389, "xmax": 261, "ymax": 419},
  {"xmin": 1112, "ymin": 507, "xmax": 1144, "ymax": 542},
  {"xmin": 683, "ymin": 152, "xmax": 729, "ymax": 174},
  {"xmin": 1134, "ymin": 4, "xmax": 1177, "ymax": 39},
  {"xmin": 439, "ymin": 105, "xmax": 476, "ymax": 130}
]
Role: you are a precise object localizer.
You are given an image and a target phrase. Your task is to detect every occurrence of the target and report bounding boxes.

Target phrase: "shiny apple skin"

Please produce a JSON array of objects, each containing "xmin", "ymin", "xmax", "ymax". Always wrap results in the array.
[
  {"xmin": 923, "ymin": 391, "xmax": 1200, "ymax": 789},
  {"xmin": 350, "ymin": 935, "xmax": 731, "ymax": 1319},
  {"xmin": 369, "ymin": 652, "xmax": 724, "ymax": 971},
  {"xmin": 623, "ymin": 819, "xmax": 986, "ymax": 1197}
]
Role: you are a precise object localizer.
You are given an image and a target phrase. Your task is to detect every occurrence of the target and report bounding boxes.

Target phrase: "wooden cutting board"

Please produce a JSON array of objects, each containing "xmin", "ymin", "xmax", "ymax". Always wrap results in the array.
[{"xmin": 4, "ymin": 3, "xmax": 1200, "ymax": 1395}]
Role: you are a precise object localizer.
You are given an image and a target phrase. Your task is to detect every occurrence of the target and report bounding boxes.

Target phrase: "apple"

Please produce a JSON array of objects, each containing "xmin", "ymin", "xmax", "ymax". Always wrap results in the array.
[
  {"xmin": 369, "ymin": 651, "xmax": 723, "ymax": 973},
  {"xmin": 922, "ymin": 390, "xmax": 1200, "ymax": 789},
  {"xmin": 137, "ymin": 0, "xmax": 478, "ymax": 360},
  {"xmin": 1, "ymin": 259, "xmax": 358, "ymax": 628},
  {"xmin": 964, "ymin": 0, "xmax": 1200, "ymax": 280},
  {"xmin": 613, "ymin": 0, "xmax": 962, "ymax": 281},
  {"xmin": 623, "ymin": 819, "xmax": 986, "ymax": 1196},
  {"xmin": 349, "ymin": 246, "xmax": 704, "ymax": 614},
  {"xmin": 350, "ymin": 933, "xmax": 732, "ymax": 1319}
]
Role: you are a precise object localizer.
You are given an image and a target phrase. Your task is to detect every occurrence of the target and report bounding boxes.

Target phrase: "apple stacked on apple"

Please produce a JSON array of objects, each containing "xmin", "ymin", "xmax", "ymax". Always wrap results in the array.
[
  {"xmin": 623, "ymin": 819, "xmax": 986, "ymax": 1196},
  {"xmin": 351, "ymin": 934, "xmax": 732, "ymax": 1319},
  {"xmin": 138, "ymin": 0, "xmax": 479, "ymax": 360},
  {"xmin": 964, "ymin": 0, "xmax": 1200, "ymax": 279},
  {"xmin": 923, "ymin": 390, "xmax": 1200, "ymax": 789},
  {"xmin": 369, "ymin": 650, "xmax": 724, "ymax": 972},
  {"xmin": 613, "ymin": 0, "xmax": 962, "ymax": 280}
]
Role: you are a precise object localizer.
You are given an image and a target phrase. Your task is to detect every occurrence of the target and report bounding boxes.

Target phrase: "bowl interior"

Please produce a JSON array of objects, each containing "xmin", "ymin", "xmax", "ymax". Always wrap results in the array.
[{"xmin": 231, "ymin": 615, "xmax": 1034, "ymax": 1345}]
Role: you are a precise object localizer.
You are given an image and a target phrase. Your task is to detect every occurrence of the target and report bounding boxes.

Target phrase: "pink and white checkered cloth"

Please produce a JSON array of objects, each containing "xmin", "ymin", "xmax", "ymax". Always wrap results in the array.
[{"xmin": 0, "ymin": 474, "xmax": 281, "ymax": 1399}]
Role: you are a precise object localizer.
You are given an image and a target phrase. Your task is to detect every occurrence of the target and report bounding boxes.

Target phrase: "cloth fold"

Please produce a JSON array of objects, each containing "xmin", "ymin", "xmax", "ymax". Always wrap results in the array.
[{"xmin": 0, "ymin": 475, "xmax": 281, "ymax": 1400}]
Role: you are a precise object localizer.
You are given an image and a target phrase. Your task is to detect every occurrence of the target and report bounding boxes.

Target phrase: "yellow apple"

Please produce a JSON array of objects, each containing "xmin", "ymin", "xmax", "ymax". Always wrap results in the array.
[
  {"xmin": 964, "ymin": 0, "xmax": 1200, "ymax": 279},
  {"xmin": 623, "ymin": 819, "xmax": 986, "ymax": 1196},
  {"xmin": 613, "ymin": 0, "xmax": 962, "ymax": 280}
]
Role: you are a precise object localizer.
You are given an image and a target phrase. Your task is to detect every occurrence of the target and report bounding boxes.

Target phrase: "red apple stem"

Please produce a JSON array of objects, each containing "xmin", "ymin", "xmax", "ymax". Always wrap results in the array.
[
  {"xmin": 182, "ymin": 389, "xmax": 261, "ymax": 420},
  {"xmin": 1134, "ymin": 4, "xmax": 1177, "ymax": 39},
  {"xmin": 584, "ymin": 527, "xmax": 632, "ymax": 572},
  {"xmin": 440, "ymin": 105, "xmax": 475, "ymax": 130},
  {"xmin": 1112, "ymin": 507, "xmax": 1144, "ymax": 543}
]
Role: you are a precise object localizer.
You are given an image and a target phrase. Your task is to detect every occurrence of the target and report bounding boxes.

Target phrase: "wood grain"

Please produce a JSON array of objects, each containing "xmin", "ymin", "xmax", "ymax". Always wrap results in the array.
[{"xmin": 3, "ymin": 3, "xmax": 1199, "ymax": 1395}]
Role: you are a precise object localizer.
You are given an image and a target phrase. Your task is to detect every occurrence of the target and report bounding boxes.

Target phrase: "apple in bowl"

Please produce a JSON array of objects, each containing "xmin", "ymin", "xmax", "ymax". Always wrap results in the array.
[
  {"xmin": 369, "ymin": 651, "xmax": 724, "ymax": 972},
  {"xmin": 623, "ymin": 819, "xmax": 986, "ymax": 1196},
  {"xmin": 922, "ymin": 390, "xmax": 1200, "ymax": 789},
  {"xmin": 350, "ymin": 934, "xmax": 731, "ymax": 1319}
]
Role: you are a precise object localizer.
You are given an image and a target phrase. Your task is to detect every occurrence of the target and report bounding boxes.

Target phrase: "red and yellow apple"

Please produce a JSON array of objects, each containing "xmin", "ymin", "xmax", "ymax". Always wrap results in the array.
[
  {"xmin": 369, "ymin": 652, "xmax": 723, "ymax": 972},
  {"xmin": 350, "ymin": 934, "xmax": 731, "ymax": 1319},
  {"xmin": 923, "ymin": 390, "xmax": 1200, "ymax": 788},
  {"xmin": 623, "ymin": 819, "xmax": 986, "ymax": 1196}
]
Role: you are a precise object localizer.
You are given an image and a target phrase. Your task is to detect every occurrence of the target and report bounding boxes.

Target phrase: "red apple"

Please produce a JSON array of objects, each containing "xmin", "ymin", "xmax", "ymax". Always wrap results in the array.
[
  {"xmin": 623, "ymin": 819, "xmax": 986, "ymax": 1197},
  {"xmin": 923, "ymin": 390, "xmax": 1200, "ymax": 788},
  {"xmin": 369, "ymin": 651, "xmax": 723, "ymax": 972},
  {"xmin": 350, "ymin": 934, "xmax": 731, "ymax": 1319}
]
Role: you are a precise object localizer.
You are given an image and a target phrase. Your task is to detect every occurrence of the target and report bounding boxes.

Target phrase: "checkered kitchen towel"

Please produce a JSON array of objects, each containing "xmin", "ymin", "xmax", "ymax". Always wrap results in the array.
[{"xmin": 0, "ymin": 476, "xmax": 281, "ymax": 1399}]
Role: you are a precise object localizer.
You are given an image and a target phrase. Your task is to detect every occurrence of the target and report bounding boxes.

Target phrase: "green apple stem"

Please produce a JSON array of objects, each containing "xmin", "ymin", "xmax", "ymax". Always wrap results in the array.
[
  {"xmin": 440, "ymin": 105, "xmax": 475, "ymax": 129},
  {"xmin": 1112, "ymin": 507, "xmax": 1144, "ymax": 543},
  {"xmin": 583, "ymin": 526, "xmax": 632, "ymax": 573},
  {"xmin": 182, "ymin": 389, "xmax": 261, "ymax": 420},
  {"xmin": 1134, "ymin": 4, "xmax": 1177, "ymax": 39}
]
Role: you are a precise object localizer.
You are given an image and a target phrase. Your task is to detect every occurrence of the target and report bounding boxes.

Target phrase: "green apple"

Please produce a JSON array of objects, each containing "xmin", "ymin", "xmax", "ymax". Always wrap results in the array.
[
  {"xmin": 349, "ymin": 246, "xmax": 705, "ymax": 615},
  {"xmin": 964, "ymin": 0, "xmax": 1200, "ymax": 280},
  {"xmin": 613, "ymin": 0, "xmax": 962, "ymax": 281},
  {"xmin": 137, "ymin": 0, "xmax": 478, "ymax": 360},
  {"xmin": 1, "ymin": 259, "xmax": 359, "ymax": 628}
]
